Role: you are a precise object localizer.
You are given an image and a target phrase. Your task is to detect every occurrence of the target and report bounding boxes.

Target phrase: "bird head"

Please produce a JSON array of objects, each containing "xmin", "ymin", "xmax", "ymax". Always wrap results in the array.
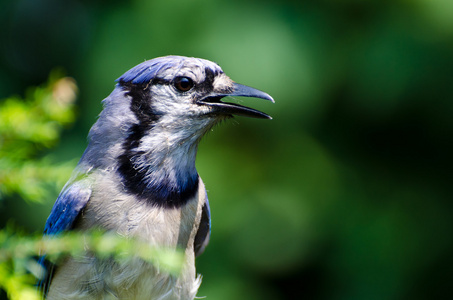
[
  {"xmin": 83, "ymin": 56, "xmax": 274, "ymax": 206},
  {"xmin": 116, "ymin": 56, "xmax": 273, "ymax": 125},
  {"xmin": 86, "ymin": 56, "xmax": 273, "ymax": 174}
]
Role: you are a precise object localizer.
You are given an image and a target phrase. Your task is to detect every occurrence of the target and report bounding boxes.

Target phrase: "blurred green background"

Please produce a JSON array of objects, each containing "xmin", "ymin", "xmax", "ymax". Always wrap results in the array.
[{"xmin": 1, "ymin": 0, "xmax": 452, "ymax": 299}]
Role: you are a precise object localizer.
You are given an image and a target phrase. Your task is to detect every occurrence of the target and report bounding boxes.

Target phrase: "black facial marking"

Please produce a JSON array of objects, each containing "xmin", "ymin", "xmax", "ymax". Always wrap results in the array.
[
  {"xmin": 137, "ymin": 67, "xmax": 221, "ymax": 96},
  {"xmin": 196, "ymin": 67, "xmax": 217, "ymax": 94},
  {"xmin": 118, "ymin": 80, "xmax": 160, "ymax": 126},
  {"xmin": 116, "ymin": 81, "xmax": 198, "ymax": 208}
]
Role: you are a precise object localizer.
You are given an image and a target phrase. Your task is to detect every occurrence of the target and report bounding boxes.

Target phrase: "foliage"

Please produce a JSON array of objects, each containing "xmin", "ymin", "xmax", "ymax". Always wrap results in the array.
[
  {"xmin": 0, "ymin": 72, "xmax": 77, "ymax": 202},
  {"xmin": 0, "ymin": 227, "xmax": 184, "ymax": 300}
]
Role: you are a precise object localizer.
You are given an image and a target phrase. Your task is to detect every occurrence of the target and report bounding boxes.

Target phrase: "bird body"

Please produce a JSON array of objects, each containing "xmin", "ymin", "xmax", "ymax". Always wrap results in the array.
[
  {"xmin": 42, "ymin": 56, "xmax": 273, "ymax": 299},
  {"xmin": 46, "ymin": 173, "xmax": 207, "ymax": 299}
]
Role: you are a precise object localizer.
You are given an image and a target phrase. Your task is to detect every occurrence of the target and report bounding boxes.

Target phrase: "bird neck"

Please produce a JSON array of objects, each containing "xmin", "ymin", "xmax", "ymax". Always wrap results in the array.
[{"xmin": 117, "ymin": 119, "xmax": 206, "ymax": 208}]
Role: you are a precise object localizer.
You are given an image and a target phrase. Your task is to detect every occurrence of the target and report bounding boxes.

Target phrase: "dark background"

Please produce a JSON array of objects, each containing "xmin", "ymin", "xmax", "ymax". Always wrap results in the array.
[{"xmin": 1, "ymin": 0, "xmax": 452, "ymax": 299}]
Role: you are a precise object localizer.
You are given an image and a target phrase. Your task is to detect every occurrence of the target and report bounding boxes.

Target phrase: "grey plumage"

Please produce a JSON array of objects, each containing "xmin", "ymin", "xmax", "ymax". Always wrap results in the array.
[{"xmin": 42, "ymin": 55, "xmax": 273, "ymax": 300}]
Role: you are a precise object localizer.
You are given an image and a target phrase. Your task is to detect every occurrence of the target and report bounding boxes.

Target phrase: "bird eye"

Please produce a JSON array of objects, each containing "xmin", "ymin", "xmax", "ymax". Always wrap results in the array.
[{"xmin": 174, "ymin": 77, "xmax": 194, "ymax": 92}]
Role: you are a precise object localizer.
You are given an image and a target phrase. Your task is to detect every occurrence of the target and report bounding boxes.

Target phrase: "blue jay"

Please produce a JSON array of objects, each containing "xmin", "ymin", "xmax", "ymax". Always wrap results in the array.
[{"xmin": 41, "ymin": 55, "xmax": 273, "ymax": 300}]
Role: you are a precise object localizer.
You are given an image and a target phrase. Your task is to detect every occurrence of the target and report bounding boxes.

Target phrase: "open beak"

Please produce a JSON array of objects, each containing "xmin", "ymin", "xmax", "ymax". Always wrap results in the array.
[{"xmin": 199, "ymin": 83, "xmax": 274, "ymax": 119}]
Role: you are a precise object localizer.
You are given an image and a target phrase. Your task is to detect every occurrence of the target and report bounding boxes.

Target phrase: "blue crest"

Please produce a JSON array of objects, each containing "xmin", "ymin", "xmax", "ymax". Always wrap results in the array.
[{"xmin": 117, "ymin": 55, "xmax": 222, "ymax": 85}]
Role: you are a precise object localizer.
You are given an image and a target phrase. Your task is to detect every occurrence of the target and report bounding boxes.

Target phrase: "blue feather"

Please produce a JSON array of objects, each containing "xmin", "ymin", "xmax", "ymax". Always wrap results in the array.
[
  {"xmin": 194, "ymin": 198, "xmax": 211, "ymax": 257},
  {"xmin": 117, "ymin": 56, "xmax": 184, "ymax": 84},
  {"xmin": 44, "ymin": 180, "xmax": 91, "ymax": 235},
  {"xmin": 117, "ymin": 56, "xmax": 222, "ymax": 85},
  {"xmin": 39, "ymin": 180, "xmax": 91, "ymax": 295}
]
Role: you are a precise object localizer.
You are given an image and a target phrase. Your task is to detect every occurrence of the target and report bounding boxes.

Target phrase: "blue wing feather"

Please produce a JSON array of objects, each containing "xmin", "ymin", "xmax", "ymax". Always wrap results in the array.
[
  {"xmin": 44, "ymin": 180, "xmax": 92, "ymax": 235},
  {"xmin": 39, "ymin": 180, "xmax": 91, "ymax": 296},
  {"xmin": 194, "ymin": 198, "xmax": 211, "ymax": 257}
]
